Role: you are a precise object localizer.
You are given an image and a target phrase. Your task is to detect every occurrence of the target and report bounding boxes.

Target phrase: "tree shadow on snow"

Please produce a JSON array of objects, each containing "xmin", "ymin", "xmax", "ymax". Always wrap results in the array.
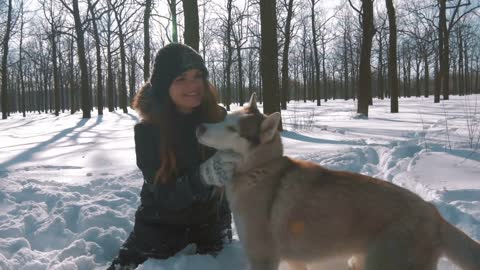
[
  {"xmin": 281, "ymin": 130, "xmax": 366, "ymax": 146},
  {"xmin": 0, "ymin": 116, "xmax": 103, "ymax": 170}
]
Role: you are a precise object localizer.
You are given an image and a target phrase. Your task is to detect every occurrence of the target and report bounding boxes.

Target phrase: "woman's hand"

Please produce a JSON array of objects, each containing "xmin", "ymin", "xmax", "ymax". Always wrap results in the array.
[{"xmin": 199, "ymin": 151, "xmax": 242, "ymax": 186}]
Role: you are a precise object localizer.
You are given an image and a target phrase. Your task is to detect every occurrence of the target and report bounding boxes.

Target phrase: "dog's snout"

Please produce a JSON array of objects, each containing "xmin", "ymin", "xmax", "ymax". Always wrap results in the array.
[{"xmin": 196, "ymin": 124, "xmax": 207, "ymax": 137}]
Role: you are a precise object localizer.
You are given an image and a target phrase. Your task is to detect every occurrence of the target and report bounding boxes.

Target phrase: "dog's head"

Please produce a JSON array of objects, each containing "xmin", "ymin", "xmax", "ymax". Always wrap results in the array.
[{"xmin": 196, "ymin": 93, "xmax": 281, "ymax": 158}]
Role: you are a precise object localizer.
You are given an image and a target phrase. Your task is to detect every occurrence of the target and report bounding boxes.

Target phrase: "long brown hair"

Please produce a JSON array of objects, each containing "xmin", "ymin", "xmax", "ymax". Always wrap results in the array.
[{"xmin": 133, "ymin": 80, "xmax": 223, "ymax": 184}]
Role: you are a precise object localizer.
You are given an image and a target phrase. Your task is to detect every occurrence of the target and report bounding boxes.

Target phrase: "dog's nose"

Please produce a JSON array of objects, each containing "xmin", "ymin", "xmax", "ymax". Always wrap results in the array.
[{"xmin": 196, "ymin": 124, "xmax": 206, "ymax": 137}]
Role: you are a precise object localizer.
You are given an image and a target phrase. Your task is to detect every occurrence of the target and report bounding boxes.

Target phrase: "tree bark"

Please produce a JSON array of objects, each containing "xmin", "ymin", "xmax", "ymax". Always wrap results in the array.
[
  {"xmin": 386, "ymin": 0, "xmax": 399, "ymax": 113},
  {"xmin": 113, "ymin": 6, "xmax": 128, "ymax": 113},
  {"xmin": 311, "ymin": 0, "xmax": 321, "ymax": 106},
  {"xmin": 106, "ymin": 4, "xmax": 115, "ymax": 112},
  {"xmin": 51, "ymin": 26, "xmax": 60, "ymax": 116},
  {"xmin": 144, "ymin": 0, "xmax": 152, "ymax": 80},
  {"xmin": 1, "ymin": 0, "xmax": 13, "ymax": 119},
  {"xmin": 377, "ymin": 31, "xmax": 384, "ymax": 99},
  {"xmin": 280, "ymin": 0, "xmax": 294, "ymax": 109},
  {"xmin": 423, "ymin": 50, "xmax": 429, "ymax": 97},
  {"xmin": 357, "ymin": 0, "xmax": 374, "ymax": 116},
  {"xmin": 415, "ymin": 53, "xmax": 421, "ymax": 97},
  {"xmin": 19, "ymin": 1, "xmax": 26, "ymax": 117},
  {"xmin": 259, "ymin": 0, "xmax": 281, "ymax": 117},
  {"xmin": 169, "ymin": 0, "xmax": 178, "ymax": 42},
  {"xmin": 88, "ymin": 0, "xmax": 104, "ymax": 115},
  {"xmin": 236, "ymin": 45, "xmax": 245, "ymax": 106},
  {"xmin": 343, "ymin": 28, "xmax": 349, "ymax": 100},
  {"xmin": 458, "ymin": 27, "xmax": 464, "ymax": 96},
  {"xmin": 438, "ymin": 0, "xmax": 448, "ymax": 101},
  {"xmin": 68, "ymin": 37, "xmax": 76, "ymax": 114},
  {"xmin": 129, "ymin": 46, "xmax": 137, "ymax": 103},
  {"xmin": 225, "ymin": 0, "xmax": 233, "ymax": 110},
  {"xmin": 183, "ymin": 0, "xmax": 199, "ymax": 51},
  {"xmin": 434, "ymin": 48, "xmax": 441, "ymax": 102},
  {"xmin": 321, "ymin": 35, "xmax": 328, "ymax": 102},
  {"xmin": 71, "ymin": 0, "xmax": 91, "ymax": 118}
]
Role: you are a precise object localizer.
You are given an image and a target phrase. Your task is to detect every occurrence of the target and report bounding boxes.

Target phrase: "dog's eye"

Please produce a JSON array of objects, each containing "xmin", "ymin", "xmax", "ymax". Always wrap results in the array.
[{"xmin": 227, "ymin": 126, "xmax": 237, "ymax": 132}]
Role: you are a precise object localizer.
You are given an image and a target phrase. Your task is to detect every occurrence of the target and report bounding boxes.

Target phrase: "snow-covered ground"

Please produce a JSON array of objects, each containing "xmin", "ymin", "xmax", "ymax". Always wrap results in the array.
[{"xmin": 0, "ymin": 95, "xmax": 479, "ymax": 270}]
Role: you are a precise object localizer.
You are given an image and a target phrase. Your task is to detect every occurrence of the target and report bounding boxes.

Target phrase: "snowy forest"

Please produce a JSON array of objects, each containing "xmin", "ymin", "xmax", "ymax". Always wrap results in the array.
[
  {"xmin": 2, "ymin": 1, "xmax": 480, "ymax": 270},
  {"xmin": 0, "ymin": 0, "xmax": 479, "ymax": 120}
]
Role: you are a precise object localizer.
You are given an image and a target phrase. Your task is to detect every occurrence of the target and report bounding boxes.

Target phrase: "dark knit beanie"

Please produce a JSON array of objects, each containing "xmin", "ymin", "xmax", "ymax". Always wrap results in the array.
[{"xmin": 149, "ymin": 43, "xmax": 208, "ymax": 104}]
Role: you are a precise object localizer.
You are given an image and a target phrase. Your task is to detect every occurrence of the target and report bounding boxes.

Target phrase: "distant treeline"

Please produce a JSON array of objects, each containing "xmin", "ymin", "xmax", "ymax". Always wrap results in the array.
[{"xmin": 1, "ymin": 0, "xmax": 479, "ymax": 119}]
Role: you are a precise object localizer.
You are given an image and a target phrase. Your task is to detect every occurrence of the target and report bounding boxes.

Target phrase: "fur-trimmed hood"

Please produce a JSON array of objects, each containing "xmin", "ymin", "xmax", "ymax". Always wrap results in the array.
[{"xmin": 132, "ymin": 82, "xmax": 161, "ymax": 123}]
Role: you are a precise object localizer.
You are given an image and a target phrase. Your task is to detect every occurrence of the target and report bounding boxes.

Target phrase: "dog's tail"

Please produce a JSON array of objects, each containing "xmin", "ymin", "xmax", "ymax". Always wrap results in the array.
[{"xmin": 440, "ymin": 218, "xmax": 480, "ymax": 270}]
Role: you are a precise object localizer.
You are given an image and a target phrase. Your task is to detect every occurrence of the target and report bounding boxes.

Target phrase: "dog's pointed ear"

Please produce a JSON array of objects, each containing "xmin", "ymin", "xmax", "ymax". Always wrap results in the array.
[
  {"xmin": 245, "ymin": 93, "xmax": 257, "ymax": 110},
  {"xmin": 260, "ymin": 112, "xmax": 281, "ymax": 144}
]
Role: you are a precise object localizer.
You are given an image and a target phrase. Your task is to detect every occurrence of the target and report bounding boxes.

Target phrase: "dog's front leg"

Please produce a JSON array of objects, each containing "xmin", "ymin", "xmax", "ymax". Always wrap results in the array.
[{"xmin": 248, "ymin": 257, "xmax": 279, "ymax": 270}]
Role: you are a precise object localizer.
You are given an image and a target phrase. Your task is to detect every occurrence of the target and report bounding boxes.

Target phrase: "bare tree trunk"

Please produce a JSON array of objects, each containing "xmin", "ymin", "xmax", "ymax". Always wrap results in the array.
[
  {"xmin": 44, "ymin": 0, "xmax": 62, "ymax": 117},
  {"xmin": 476, "ymin": 56, "xmax": 479, "ymax": 93},
  {"xmin": 406, "ymin": 48, "xmax": 412, "ymax": 97},
  {"xmin": 423, "ymin": 51, "xmax": 430, "ymax": 97},
  {"xmin": 438, "ymin": 0, "xmax": 449, "ymax": 101},
  {"xmin": 458, "ymin": 27, "xmax": 464, "ymax": 96},
  {"xmin": 59, "ymin": 50, "xmax": 66, "ymax": 112},
  {"xmin": 144, "ymin": 0, "xmax": 152, "ymax": 80},
  {"xmin": 311, "ymin": 0, "xmax": 321, "ymax": 106},
  {"xmin": 343, "ymin": 30, "xmax": 349, "ymax": 100},
  {"xmin": 1, "ymin": 0, "xmax": 13, "ymax": 119},
  {"xmin": 464, "ymin": 34, "xmax": 469, "ymax": 94},
  {"xmin": 377, "ymin": 32, "xmax": 384, "ymax": 99},
  {"xmin": 169, "ymin": 0, "xmax": 178, "ymax": 42},
  {"xmin": 308, "ymin": 48, "xmax": 316, "ymax": 101},
  {"xmin": 40, "ymin": 41, "xmax": 48, "ymax": 113},
  {"xmin": 63, "ymin": 0, "xmax": 91, "ymax": 118},
  {"xmin": 88, "ymin": 0, "xmax": 104, "ymax": 115},
  {"xmin": 415, "ymin": 53, "xmax": 421, "ymax": 97},
  {"xmin": 225, "ymin": 0, "xmax": 233, "ymax": 110},
  {"xmin": 51, "ymin": 27, "xmax": 60, "ymax": 116},
  {"xmin": 301, "ymin": 22, "xmax": 308, "ymax": 102},
  {"xmin": 434, "ymin": 48, "xmax": 441, "ymax": 102},
  {"xmin": 87, "ymin": 38, "xmax": 93, "ymax": 109},
  {"xmin": 106, "ymin": 5, "xmax": 115, "ymax": 112},
  {"xmin": 356, "ymin": 0, "xmax": 374, "ymax": 116},
  {"xmin": 248, "ymin": 47, "xmax": 255, "ymax": 99},
  {"xmin": 386, "ymin": 0, "xmax": 399, "ymax": 113},
  {"xmin": 452, "ymin": 61, "xmax": 457, "ymax": 95},
  {"xmin": 259, "ymin": 0, "xmax": 281, "ymax": 117},
  {"xmin": 183, "ymin": 0, "xmax": 199, "ymax": 51},
  {"xmin": 19, "ymin": 1, "xmax": 26, "ymax": 117},
  {"xmin": 348, "ymin": 27, "xmax": 356, "ymax": 99},
  {"xmin": 236, "ymin": 46, "xmax": 245, "ymax": 106},
  {"xmin": 280, "ymin": 0, "xmax": 294, "ymax": 110},
  {"xmin": 35, "ymin": 65, "xmax": 43, "ymax": 113},
  {"xmin": 321, "ymin": 35, "xmax": 328, "ymax": 102},
  {"xmin": 129, "ymin": 45, "xmax": 137, "ymax": 104},
  {"xmin": 113, "ymin": 6, "xmax": 128, "ymax": 114},
  {"xmin": 69, "ymin": 37, "xmax": 76, "ymax": 114}
]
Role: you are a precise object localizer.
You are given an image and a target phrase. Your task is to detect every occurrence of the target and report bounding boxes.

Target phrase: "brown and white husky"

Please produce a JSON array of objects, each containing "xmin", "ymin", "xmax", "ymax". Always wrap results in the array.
[{"xmin": 196, "ymin": 93, "xmax": 480, "ymax": 270}]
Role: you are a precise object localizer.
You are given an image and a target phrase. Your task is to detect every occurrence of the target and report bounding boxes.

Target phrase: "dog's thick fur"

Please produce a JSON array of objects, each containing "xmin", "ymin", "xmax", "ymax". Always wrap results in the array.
[{"xmin": 196, "ymin": 94, "xmax": 480, "ymax": 270}]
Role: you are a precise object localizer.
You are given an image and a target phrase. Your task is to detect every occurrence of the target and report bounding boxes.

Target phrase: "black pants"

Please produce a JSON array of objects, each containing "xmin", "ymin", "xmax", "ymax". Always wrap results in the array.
[{"xmin": 107, "ymin": 217, "xmax": 232, "ymax": 269}]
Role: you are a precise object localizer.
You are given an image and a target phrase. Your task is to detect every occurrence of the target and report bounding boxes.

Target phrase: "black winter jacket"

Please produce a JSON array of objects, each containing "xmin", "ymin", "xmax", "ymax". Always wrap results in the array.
[{"xmin": 133, "ymin": 111, "xmax": 230, "ymax": 226}]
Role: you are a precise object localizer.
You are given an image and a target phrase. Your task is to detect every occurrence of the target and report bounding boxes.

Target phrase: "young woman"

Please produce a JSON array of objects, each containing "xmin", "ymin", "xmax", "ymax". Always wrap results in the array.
[{"xmin": 108, "ymin": 43, "xmax": 239, "ymax": 269}]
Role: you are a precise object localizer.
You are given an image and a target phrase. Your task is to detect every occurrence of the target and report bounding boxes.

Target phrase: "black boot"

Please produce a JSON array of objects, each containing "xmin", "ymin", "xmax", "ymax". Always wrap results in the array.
[{"xmin": 107, "ymin": 233, "xmax": 147, "ymax": 270}]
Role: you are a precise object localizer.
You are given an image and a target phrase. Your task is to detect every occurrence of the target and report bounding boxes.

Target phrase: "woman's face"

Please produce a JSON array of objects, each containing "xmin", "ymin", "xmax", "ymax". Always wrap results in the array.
[{"xmin": 169, "ymin": 69, "xmax": 205, "ymax": 114}]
